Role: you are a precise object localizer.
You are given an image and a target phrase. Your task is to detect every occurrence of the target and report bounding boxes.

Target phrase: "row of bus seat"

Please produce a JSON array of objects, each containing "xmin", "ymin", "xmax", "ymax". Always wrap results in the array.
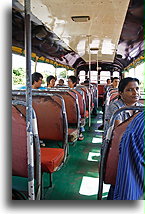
[
  {"xmin": 12, "ymin": 96, "xmax": 68, "ymax": 199},
  {"xmin": 12, "ymin": 85, "xmax": 96, "ymax": 199}
]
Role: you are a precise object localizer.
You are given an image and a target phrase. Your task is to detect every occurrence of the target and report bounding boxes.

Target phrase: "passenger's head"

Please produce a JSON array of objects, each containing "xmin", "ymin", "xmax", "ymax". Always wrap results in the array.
[
  {"xmin": 118, "ymin": 77, "xmax": 140, "ymax": 105},
  {"xmin": 68, "ymin": 76, "xmax": 77, "ymax": 88},
  {"xmin": 112, "ymin": 77, "xmax": 120, "ymax": 88},
  {"xmin": 58, "ymin": 79, "xmax": 64, "ymax": 86},
  {"xmin": 32, "ymin": 72, "xmax": 43, "ymax": 89},
  {"xmin": 46, "ymin": 75, "xmax": 56, "ymax": 87},
  {"xmin": 107, "ymin": 79, "xmax": 111, "ymax": 85}
]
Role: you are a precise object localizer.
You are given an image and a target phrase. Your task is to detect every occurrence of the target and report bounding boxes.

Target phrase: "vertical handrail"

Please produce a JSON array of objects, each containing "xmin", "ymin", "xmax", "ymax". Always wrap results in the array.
[
  {"xmin": 24, "ymin": 0, "xmax": 35, "ymax": 200},
  {"xmin": 96, "ymin": 52, "xmax": 99, "ymax": 108},
  {"xmin": 88, "ymin": 35, "xmax": 91, "ymax": 128},
  {"xmin": 32, "ymin": 110, "xmax": 41, "ymax": 200}
]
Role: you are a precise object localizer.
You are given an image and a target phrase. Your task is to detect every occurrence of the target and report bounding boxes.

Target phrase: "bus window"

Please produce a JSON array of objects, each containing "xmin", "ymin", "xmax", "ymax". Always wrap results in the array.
[
  {"xmin": 100, "ymin": 71, "xmax": 110, "ymax": 84},
  {"xmin": 134, "ymin": 63, "xmax": 144, "ymax": 92},
  {"xmin": 90, "ymin": 70, "xmax": 98, "ymax": 82},
  {"xmin": 112, "ymin": 71, "xmax": 119, "ymax": 78},
  {"xmin": 124, "ymin": 63, "xmax": 144, "ymax": 92},
  {"xmin": 79, "ymin": 70, "xmax": 85, "ymax": 83}
]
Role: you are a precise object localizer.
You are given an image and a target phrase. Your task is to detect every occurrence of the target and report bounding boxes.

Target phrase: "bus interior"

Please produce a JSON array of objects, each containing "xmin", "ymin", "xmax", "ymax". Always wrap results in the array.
[{"xmin": 12, "ymin": 0, "xmax": 144, "ymax": 200}]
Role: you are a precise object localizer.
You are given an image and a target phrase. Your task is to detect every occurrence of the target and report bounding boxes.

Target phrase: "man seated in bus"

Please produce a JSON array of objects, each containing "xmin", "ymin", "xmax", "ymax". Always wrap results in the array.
[
  {"xmin": 110, "ymin": 77, "xmax": 119, "ymax": 90},
  {"xmin": 104, "ymin": 76, "xmax": 120, "ymax": 104},
  {"xmin": 104, "ymin": 78, "xmax": 111, "ymax": 93},
  {"xmin": 68, "ymin": 75, "xmax": 84, "ymax": 141},
  {"xmin": 113, "ymin": 111, "xmax": 144, "ymax": 200},
  {"xmin": 46, "ymin": 75, "xmax": 56, "ymax": 88},
  {"xmin": 19, "ymin": 72, "xmax": 45, "ymax": 89}
]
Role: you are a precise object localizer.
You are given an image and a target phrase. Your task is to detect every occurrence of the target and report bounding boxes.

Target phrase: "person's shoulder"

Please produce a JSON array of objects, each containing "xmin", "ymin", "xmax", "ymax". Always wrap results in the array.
[
  {"xmin": 38, "ymin": 86, "xmax": 47, "ymax": 89},
  {"xmin": 110, "ymin": 99, "xmax": 124, "ymax": 108}
]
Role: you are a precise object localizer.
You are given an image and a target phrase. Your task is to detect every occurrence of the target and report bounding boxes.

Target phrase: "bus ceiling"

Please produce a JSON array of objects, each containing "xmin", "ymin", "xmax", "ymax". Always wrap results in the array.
[{"xmin": 12, "ymin": 0, "xmax": 144, "ymax": 73}]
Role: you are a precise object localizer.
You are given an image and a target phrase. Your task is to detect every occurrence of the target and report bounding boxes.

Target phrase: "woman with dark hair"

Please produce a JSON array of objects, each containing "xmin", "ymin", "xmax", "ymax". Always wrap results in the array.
[
  {"xmin": 46, "ymin": 75, "xmax": 56, "ymax": 88},
  {"xmin": 67, "ymin": 76, "xmax": 77, "ymax": 88},
  {"xmin": 105, "ymin": 77, "xmax": 142, "ymax": 129}
]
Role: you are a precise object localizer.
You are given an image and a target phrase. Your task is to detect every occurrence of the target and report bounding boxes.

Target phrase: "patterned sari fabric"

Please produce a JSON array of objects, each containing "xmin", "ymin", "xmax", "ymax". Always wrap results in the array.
[{"xmin": 113, "ymin": 112, "xmax": 145, "ymax": 200}]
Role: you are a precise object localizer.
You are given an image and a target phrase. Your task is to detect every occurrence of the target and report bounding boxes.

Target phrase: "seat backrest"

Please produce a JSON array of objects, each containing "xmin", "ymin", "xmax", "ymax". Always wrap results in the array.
[
  {"xmin": 105, "ymin": 90, "xmax": 119, "ymax": 107},
  {"xmin": 110, "ymin": 92, "xmax": 119, "ymax": 102},
  {"xmin": 12, "ymin": 105, "xmax": 28, "ymax": 177},
  {"xmin": 76, "ymin": 86, "xmax": 90, "ymax": 110},
  {"xmin": 41, "ymin": 90, "xmax": 79, "ymax": 126},
  {"xmin": 104, "ymin": 113, "xmax": 139, "ymax": 185},
  {"xmin": 32, "ymin": 96, "xmax": 66, "ymax": 141},
  {"xmin": 12, "ymin": 93, "xmax": 68, "ymax": 142},
  {"xmin": 98, "ymin": 84, "xmax": 104, "ymax": 96},
  {"xmin": 108, "ymin": 88, "xmax": 118, "ymax": 95},
  {"xmin": 86, "ymin": 86, "xmax": 94, "ymax": 109},
  {"xmin": 71, "ymin": 89, "xmax": 86, "ymax": 118}
]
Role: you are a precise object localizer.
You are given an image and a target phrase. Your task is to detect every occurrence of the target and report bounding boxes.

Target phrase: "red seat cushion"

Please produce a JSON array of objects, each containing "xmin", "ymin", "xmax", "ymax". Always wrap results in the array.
[{"xmin": 41, "ymin": 148, "xmax": 64, "ymax": 173}]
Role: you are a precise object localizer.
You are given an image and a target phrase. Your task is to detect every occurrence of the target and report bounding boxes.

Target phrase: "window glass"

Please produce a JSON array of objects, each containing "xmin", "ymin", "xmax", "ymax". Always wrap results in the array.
[
  {"xmin": 100, "ymin": 71, "xmax": 110, "ymax": 84},
  {"xmin": 90, "ymin": 70, "xmax": 98, "ymax": 82},
  {"xmin": 112, "ymin": 71, "xmax": 119, "ymax": 78},
  {"xmin": 79, "ymin": 70, "xmax": 86, "ymax": 83}
]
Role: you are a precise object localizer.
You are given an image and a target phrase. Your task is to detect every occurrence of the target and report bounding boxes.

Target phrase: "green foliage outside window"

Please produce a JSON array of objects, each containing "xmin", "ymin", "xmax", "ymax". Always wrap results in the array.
[{"xmin": 12, "ymin": 67, "xmax": 26, "ymax": 85}]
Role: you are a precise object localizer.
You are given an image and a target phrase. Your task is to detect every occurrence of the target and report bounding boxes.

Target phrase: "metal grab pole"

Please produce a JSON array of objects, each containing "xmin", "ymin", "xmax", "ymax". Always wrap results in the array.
[
  {"xmin": 24, "ymin": 0, "xmax": 35, "ymax": 200},
  {"xmin": 88, "ymin": 35, "xmax": 91, "ymax": 128},
  {"xmin": 34, "ymin": 56, "xmax": 39, "ymax": 73},
  {"xmin": 55, "ymin": 64, "xmax": 57, "ymax": 79},
  {"xmin": 96, "ymin": 52, "xmax": 98, "ymax": 108}
]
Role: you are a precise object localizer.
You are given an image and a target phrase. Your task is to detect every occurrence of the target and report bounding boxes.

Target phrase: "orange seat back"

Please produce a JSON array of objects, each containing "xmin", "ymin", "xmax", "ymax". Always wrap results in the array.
[
  {"xmin": 12, "ymin": 106, "xmax": 28, "ymax": 177},
  {"xmin": 32, "ymin": 96, "xmax": 65, "ymax": 140},
  {"xmin": 12, "ymin": 93, "xmax": 67, "ymax": 141},
  {"xmin": 98, "ymin": 84, "xmax": 104, "ymax": 96},
  {"xmin": 104, "ymin": 113, "xmax": 139, "ymax": 185},
  {"xmin": 110, "ymin": 92, "xmax": 119, "ymax": 102},
  {"xmin": 42, "ymin": 91, "xmax": 79, "ymax": 125},
  {"xmin": 72, "ymin": 89, "xmax": 85, "ymax": 118}
]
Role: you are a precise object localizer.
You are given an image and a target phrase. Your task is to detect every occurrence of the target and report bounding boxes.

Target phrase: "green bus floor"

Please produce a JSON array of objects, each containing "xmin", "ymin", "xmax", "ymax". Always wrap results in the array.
[{"xmin": 12, "ymin": 109, "xmax": 110, "ymax": 200}]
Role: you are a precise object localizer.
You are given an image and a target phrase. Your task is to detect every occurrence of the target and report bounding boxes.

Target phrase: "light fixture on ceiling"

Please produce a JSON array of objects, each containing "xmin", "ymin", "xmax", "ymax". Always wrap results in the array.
[
  {"xmin": 90, "ymin": 47, "xmax": 99, "ymax": 54},
  {"xmin": 90, "ymin": 48, "xmax": 99, "ymax": 51},
  {"xmin": 71, "ymin": 16, "xmax": 90, "ymax": 22}
]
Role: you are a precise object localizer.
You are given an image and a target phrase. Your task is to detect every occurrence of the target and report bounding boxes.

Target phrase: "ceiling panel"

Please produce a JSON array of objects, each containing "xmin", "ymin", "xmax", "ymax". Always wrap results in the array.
[{"xmin": 18, "ymin": 0, "xmax": 130, "ymax": 63}]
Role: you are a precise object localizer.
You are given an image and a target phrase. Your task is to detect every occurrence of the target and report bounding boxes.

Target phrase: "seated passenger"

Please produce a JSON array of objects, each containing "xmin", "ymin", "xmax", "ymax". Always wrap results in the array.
[
  {"xmin": 106, "ymin": 77, "xmax": 120, "ymax": 95},
  {"xmin": 19, "ymin": 72, "xmax": 45, "ymax": 89},
  {"xmin": 104, "ymin": 77, "xmax": 142, "ymax": 134},
  {"xmin": 104, "ymin": 77, "xmax": 143, "ymax": 200},
  {"xmin": 56, "ymin": 79, "xmax": 65, "ymax": 87},
  {"xmin": 46, "ymin": 75, "xmax": 56, "ymax": 88},
  {"xmin": 104, "ymin": 78, "xmax": 111, "ymax": 93},
  {"xmin": 113, "ymin": 111, "xmax": 144, "ymax": 200},
  {"xmin": 98, "ymin": 77, "xmax": 120, "ymax": 130},
  {"xmin": 68, "ymin": 75, "xmax": 84, "ymax": 141},
  {"xmin": 68, "ymin": 76, "xmax": 77, "ymax": 88}
]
